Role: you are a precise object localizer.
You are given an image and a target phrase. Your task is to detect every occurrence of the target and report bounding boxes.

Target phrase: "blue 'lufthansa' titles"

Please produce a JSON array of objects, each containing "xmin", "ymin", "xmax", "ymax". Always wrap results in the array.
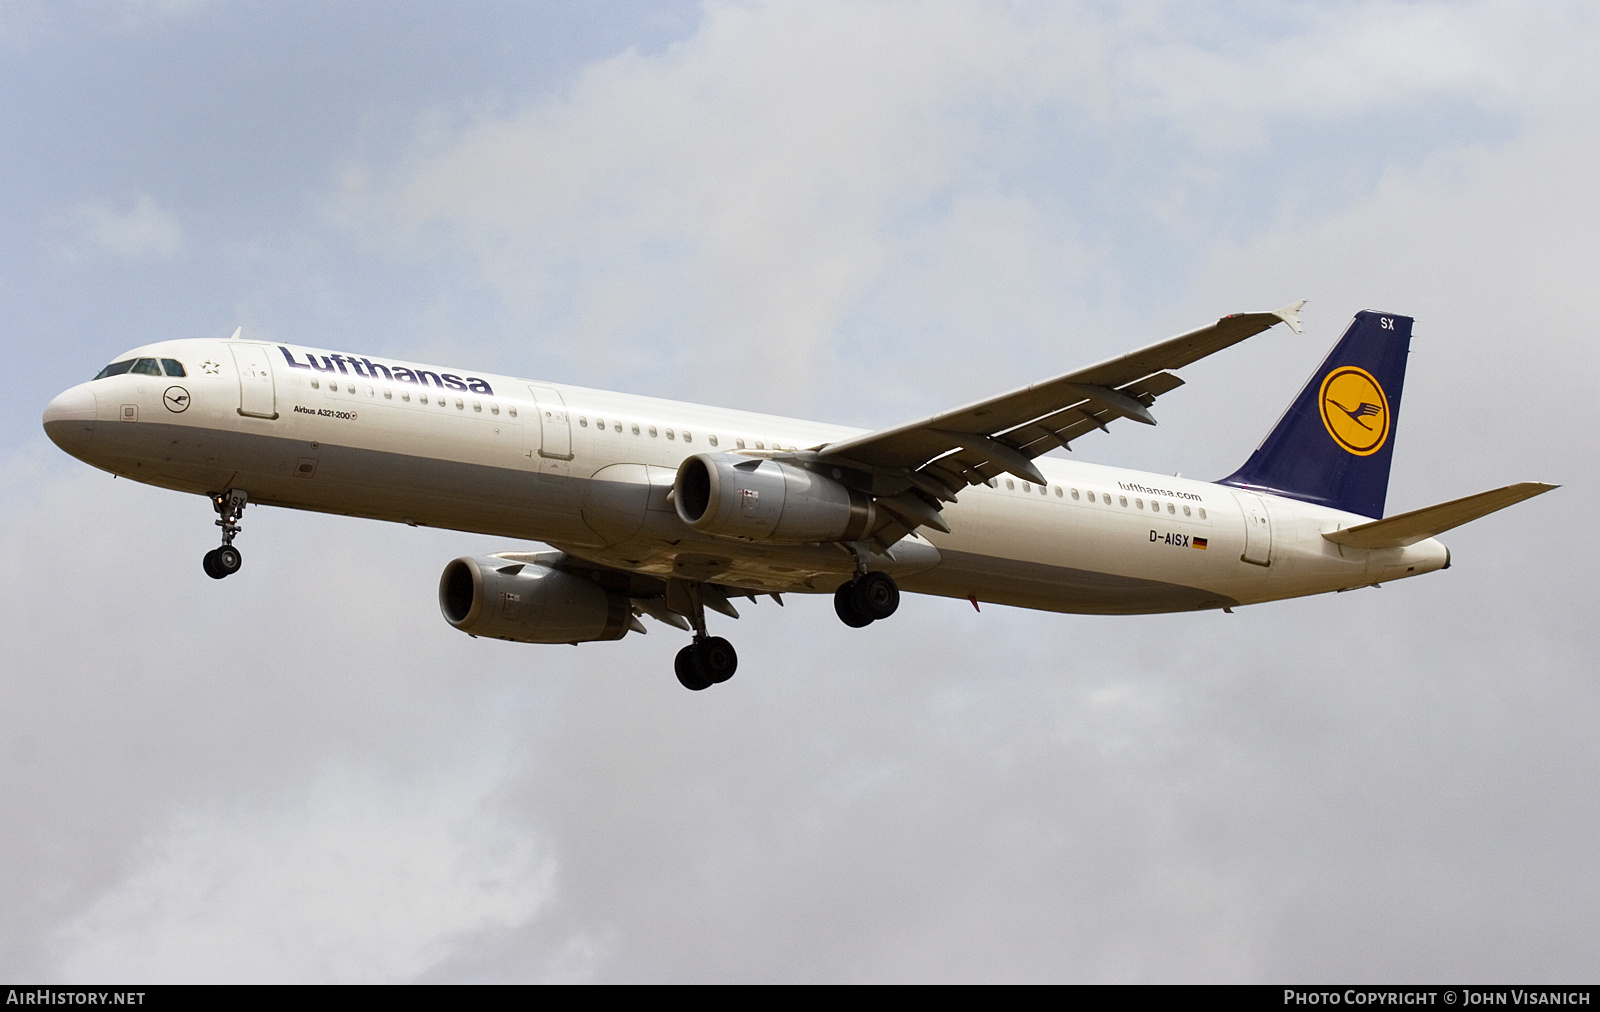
[{"xmin": 279, "ymin": 347, "xmax": 494, "ymax": 395}]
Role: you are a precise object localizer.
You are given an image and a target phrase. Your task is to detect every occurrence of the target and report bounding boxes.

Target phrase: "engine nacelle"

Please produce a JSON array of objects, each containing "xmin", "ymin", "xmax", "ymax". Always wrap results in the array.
[
  {"xmin": 438, "ymin": 556, "xmax": 631, "ymax": 644},
  {"xmin": 674, "ymin": 453, "xmax": 876, "ymax": 543}
]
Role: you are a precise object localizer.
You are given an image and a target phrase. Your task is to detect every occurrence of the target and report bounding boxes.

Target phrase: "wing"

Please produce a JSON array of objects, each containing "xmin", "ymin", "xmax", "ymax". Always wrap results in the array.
[{"xmin": 789, "ymin": 301, "xmax": 1306, "ymax": 546}]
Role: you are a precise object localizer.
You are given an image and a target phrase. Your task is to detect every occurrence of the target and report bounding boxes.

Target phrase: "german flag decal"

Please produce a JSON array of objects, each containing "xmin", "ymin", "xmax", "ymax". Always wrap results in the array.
[{"xmin": 1194, "ymin": 537, "xmax": 1208, "ymax": 550}]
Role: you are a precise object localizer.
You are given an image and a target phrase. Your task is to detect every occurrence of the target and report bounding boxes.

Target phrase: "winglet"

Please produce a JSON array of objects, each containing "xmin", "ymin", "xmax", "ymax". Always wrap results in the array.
[{"xmin": 1273, "ymin": 299, "xmax": 1307, "ymax": 335}]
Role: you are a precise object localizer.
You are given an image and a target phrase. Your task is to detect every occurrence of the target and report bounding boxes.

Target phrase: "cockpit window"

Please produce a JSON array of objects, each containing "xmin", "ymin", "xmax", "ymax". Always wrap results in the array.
[
  {"xmin": 93, "ymin": 360, "xmax": 136, "ymax": 380},
  {"xmin": 160, "ymin": 358, "xmax": 186, "ymax": 377},
  {"xmin": 130, "ymin": 358, "xmax": 163, "ymax": 376}
]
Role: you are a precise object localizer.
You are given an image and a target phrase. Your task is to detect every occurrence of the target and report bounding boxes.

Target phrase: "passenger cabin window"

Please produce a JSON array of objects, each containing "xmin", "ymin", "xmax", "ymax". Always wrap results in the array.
[
  {"xmin": 736, "ymin": 438, "xmax": 745, "ymax": 449},
  {"xmin": 1198, "ymin": 507, "xmax": 1207, "ymax": 520},
  {"xmin": 310, "ymin": 378, "xmax": 320, "ymax": 389},
  {"xmin": 708, "ymin": 435, "xmax": 719, "ymax": 447},
  {"xmin": 1119, "ymin": 496, "xmax": 1128, "ymax": 507},
  {"xmin": 508, "ymin": 406, "xmax": 517, "ymax": 417}
]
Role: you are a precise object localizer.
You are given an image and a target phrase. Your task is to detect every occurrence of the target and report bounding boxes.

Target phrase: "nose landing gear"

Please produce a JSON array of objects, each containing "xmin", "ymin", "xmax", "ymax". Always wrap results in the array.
[
  {"xmin": 202, "ymin": 489, "xmax": 248, "ymax": 580},
  {"xmin": 834, "ymin": 571, "xmax": 900, "ymax": 627}
]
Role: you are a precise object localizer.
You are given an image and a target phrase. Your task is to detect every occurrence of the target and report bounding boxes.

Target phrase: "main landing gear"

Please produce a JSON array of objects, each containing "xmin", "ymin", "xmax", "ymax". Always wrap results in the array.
[
  {"xmin": 669, "ymin": 578, "xmax": 740, "ymax": 691},
  {"xmin": 202, "ymin": 489, "xmax": 248, "ymax": 580},
  {"xmin": 675, "ymin": 636, "xmax": 738, "ymax": 692},
  {"xmin": 834, "ymin": 571, "xmax": 900, "ymax": 628}
]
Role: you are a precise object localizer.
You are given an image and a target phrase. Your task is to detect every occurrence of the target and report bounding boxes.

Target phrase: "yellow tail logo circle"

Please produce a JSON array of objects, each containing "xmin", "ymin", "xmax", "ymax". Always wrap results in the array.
[{"xmin": 1318, "ymin": 366, "xmax": 1389, "ymax": 456}]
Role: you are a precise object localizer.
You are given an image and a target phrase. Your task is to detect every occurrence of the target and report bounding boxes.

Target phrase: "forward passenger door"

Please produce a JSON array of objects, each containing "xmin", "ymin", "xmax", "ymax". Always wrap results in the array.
[{"xmin": 228, "ymin": 344, "xmax": 278, "ymax": 420}]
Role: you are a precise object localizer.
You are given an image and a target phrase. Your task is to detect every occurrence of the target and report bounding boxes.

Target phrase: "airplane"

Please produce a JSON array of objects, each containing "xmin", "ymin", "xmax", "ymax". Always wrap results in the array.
[{"xmin": 41, "ymin": 302, "xmax": 1555, "ymax": 690}]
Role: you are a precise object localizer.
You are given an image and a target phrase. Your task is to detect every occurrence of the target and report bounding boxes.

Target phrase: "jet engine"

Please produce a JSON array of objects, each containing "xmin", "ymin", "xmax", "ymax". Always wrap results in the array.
[
  {"xmin": 674, "ymin": 453, "xmax": 876, "ymax": 543},
  {"xmin": 439, "ymin": 556, "xmax": 631, "ymax": 643}
]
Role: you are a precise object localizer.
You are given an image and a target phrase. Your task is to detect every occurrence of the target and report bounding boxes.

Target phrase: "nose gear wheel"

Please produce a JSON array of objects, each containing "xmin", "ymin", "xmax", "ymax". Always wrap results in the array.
[{"xmin": 204, "ymin": 489, "xmax": 249, "ymax": 580}]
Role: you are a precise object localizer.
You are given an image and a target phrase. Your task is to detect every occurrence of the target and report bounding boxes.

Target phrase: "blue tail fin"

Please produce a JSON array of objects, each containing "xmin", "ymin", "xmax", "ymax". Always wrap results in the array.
[{"xmin": 1219, "ymin": 310, "xmax": 1411, "ymax": 518}]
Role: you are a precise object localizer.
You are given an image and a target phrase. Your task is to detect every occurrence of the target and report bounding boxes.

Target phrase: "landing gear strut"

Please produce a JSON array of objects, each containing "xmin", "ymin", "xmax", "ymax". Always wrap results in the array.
[
  {"xmin": 834, "ymin": 571, "xmax": 900, "ymax": 627},
  {"xmin": 203, "ymin": 489, "xmax": 248, "ymax": 580},
  {"xmin": 668, "ymin": 577, "xmax": 740, "ymax": 691}
]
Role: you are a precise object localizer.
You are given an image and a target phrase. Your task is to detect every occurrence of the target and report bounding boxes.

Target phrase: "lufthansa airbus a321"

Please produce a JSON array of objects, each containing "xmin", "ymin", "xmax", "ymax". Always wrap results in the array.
[{"xmin": 42, "ymin": 302, "xmax": 1554, "ymax": 690}]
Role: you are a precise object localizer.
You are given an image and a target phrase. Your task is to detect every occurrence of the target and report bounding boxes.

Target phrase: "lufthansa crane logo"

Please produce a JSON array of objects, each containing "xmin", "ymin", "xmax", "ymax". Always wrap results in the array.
[{"xmin": 1318, "ymin": 366, "xmax": 1389, "ymax": 456}]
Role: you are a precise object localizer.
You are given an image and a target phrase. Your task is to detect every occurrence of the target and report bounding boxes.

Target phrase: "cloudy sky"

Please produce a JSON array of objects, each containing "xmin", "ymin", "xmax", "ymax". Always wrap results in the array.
[{"xmin": 2, "ymin": 0, "xmax": 1595, "ymax": 983}]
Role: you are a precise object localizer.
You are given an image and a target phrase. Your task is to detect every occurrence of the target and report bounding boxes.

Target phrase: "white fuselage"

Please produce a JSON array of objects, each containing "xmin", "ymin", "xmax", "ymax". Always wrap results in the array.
[{"xmin": 42, "ymin": 338, "xmax": 1449, "ymax": 614}]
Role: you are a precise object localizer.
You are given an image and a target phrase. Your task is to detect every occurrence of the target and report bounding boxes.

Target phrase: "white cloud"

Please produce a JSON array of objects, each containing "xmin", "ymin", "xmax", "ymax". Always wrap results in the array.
[
  {"xmin": 347, "ymin": 0, "xmax": 1584, "ymax": 421},
  {"xmin": 61, "ymin": 194, "xmax": 185, "ymax": 261},
  {"xmin": 52, "ymin": 764, "xmax": 564, "ymax": 983}
]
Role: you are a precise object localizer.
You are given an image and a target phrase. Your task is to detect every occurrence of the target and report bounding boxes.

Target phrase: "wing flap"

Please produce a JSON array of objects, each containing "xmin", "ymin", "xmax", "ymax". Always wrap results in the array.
[{"xmin": 1322, "ymin": 482, "xmax": 1557, "ymax": 549}]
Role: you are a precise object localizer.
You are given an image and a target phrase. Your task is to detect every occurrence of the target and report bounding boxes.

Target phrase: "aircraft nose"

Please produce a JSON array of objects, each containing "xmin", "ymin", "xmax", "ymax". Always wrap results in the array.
[{"xmin": 42, "ymin": 383, "xmax": 97, "ymax": 458}]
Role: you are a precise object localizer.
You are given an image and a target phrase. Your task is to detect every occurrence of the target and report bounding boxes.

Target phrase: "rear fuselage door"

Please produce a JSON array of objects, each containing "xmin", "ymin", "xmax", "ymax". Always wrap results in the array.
[
  {"xmin": 528, "ymin": 385, "xmax": 573, "ymax": 459},
  {"xmin": 229, "ymin": 343, "xmax": 279, "ymax": 419},
  {"xmin": 1233, "ymin": 490, "xmax": 1273, "ymax": 566}
]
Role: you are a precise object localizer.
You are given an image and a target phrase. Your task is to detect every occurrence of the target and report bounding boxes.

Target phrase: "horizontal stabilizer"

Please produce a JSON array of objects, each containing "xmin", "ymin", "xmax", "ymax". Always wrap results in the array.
[{"xmin": 1323, "ymin": 482, "xmax": 1557, "ymax": 550}]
